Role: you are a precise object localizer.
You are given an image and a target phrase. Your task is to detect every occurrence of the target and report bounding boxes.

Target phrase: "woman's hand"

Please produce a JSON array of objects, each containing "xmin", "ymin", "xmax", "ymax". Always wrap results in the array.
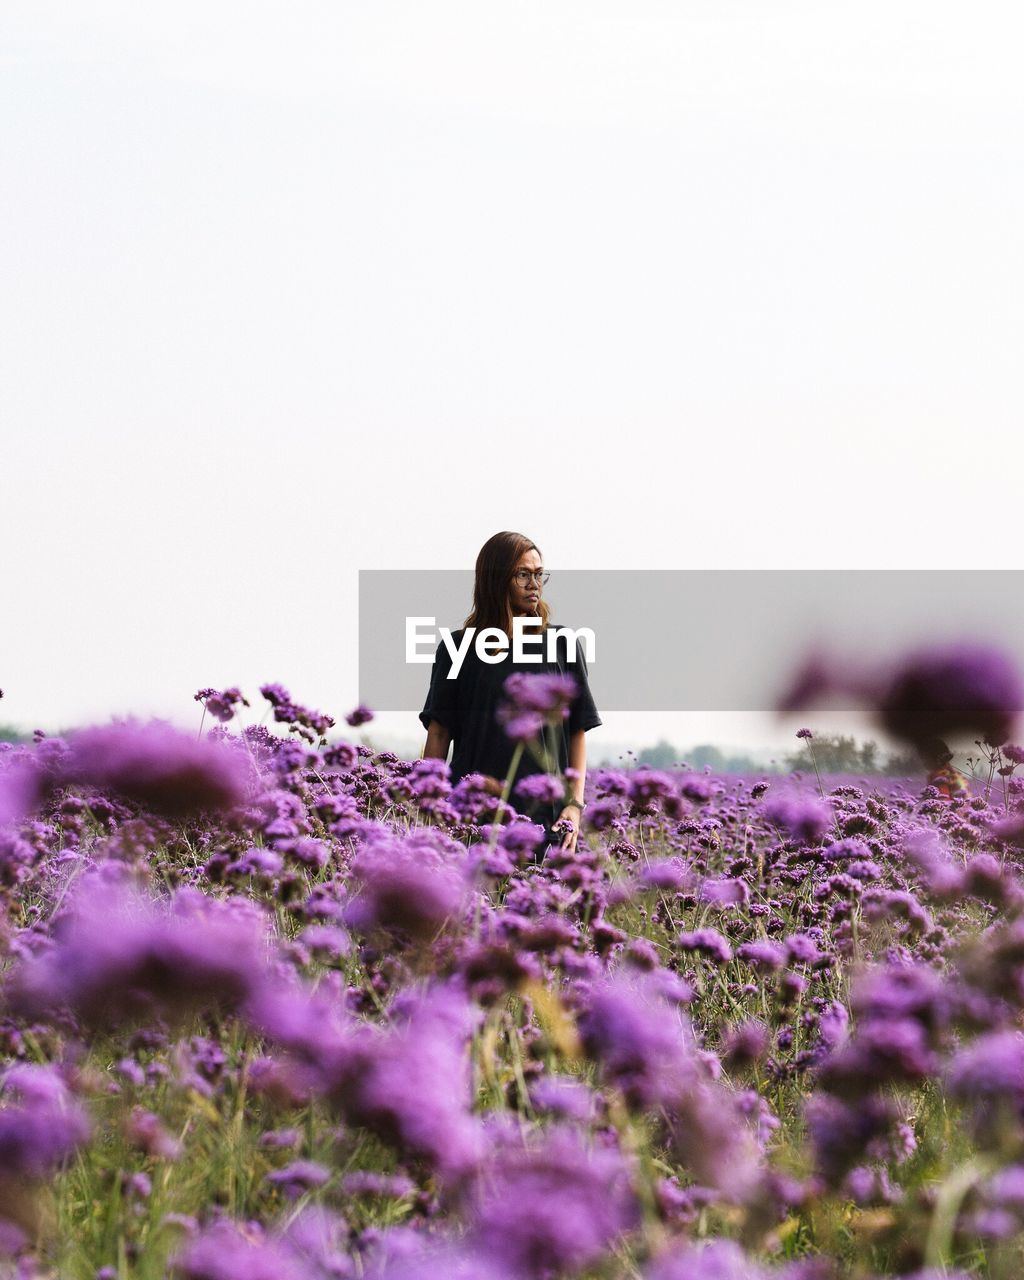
[{"xmin": 554, "ymin": 806, "xmax": 581, "ymax": 852}]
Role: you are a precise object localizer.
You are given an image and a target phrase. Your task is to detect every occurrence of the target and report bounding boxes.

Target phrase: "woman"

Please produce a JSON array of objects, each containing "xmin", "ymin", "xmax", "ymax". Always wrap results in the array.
[{"xmin": 419, "ymin": 531, "xmax": 602, "ymax": 853}]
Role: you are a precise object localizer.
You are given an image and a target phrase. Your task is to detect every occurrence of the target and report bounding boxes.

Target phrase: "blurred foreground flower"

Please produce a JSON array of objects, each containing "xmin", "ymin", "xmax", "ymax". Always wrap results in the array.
[
  {"xmin": 762, "ymin": 792, "xmax": 834, "ymax": 844},
  {"xmin": 317, "ymin": 983, "xmax": 485, "ymax": 1180},
  {"xmin": 0, "ymin": 756, "xmax": 43, "ymax": 827},
  {"xmin": 59, "ymin": 718, "xmax": 251, "ymax": 819},
  {"xmin": 465, "ymin": 1125, "xmax": 639, "ymax": 1277},
  {"xmin": 342, "ymin": 828, "xmax": 469, "ymax": 942},
  {"xmin": 0, "ymin": 1064, "xmax": 91, "ymax": 1239},
  {"xmin": 497, "ymin": 672, "xmax": 578, "ymax": 742},
  {"xmin": 7, "ymin": 874, "xmax": 272, "ymax": 1032},
  {"xmin": 879, "ymin": 642, "xmax": 1022, "ymax": 748},
  {"xmin": 576, "ymin": 971, "xmax": 762, "ymax": 1196},
  {"xmin": 778, "ymin": 641, "xmax": 1023, "ymax": 750}
]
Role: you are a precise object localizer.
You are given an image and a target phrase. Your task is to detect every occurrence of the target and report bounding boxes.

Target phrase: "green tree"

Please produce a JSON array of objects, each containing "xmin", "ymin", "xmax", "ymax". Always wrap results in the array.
[
  {"xmin": 636, "ymin": 738, "xmax": 681, "ymax": 768},
  {"xmin": 684, "ymin": 744, "xmax": 726, "ymax": 771},
  {"xmin": 785, "ymin": 734, "xmax": 885, "ymax": 775}
]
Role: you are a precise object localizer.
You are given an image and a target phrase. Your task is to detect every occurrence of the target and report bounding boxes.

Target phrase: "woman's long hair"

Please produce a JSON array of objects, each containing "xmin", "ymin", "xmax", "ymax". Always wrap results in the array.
[{"xmin": 463, "ymin": 531, "xmax": 551, "ymax": 638}]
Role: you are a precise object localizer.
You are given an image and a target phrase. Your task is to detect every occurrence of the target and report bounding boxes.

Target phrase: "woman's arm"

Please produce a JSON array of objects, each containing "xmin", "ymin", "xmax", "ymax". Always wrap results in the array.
[
  {"xmin": 422, "ymin": 719, "xmax": 452, "ymax": 762},
  {"xmin": 567, "ymin": 729, "xmax": 587, "ymax": 805},
  {"xmin": 555, "ymin": 728, "xmax": 588, "ymax": 851},
  {"xmin": 422, "ymin": 721, "xmax": 505, "ymax": 795}
]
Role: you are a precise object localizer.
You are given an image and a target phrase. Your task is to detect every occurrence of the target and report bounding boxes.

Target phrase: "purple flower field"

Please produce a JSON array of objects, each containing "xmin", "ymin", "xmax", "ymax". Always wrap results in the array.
[{"xmin": 2, "ymin": 650, "xmax": 1024, "ymax": 1279}]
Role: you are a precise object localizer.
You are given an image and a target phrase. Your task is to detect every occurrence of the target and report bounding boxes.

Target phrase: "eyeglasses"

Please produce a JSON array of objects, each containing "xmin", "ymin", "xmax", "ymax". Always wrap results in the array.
[{"xmin": 513, "ymin": 570, "xmax": 550, "ymax": 587}]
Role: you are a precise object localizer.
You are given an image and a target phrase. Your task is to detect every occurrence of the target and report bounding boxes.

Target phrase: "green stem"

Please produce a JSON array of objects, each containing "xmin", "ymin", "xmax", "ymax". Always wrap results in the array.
[
  {"xmin": 924, "ymin": 1153, "xmax": 998, "ymax": 1269},
  {"xmin": 485, "ymin": 740, "xmax": 526, "ymax": 858}
]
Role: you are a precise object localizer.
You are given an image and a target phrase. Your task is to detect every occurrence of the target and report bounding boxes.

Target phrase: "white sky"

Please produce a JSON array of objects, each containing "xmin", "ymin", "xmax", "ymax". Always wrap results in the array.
[{"xmin": 2, "ymin": 3, "xmax": 1023, "ymax": 756}]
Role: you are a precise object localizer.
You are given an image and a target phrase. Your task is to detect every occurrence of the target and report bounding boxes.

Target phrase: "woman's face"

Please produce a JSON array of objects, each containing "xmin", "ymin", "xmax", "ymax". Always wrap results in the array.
[{"xmin": 508, "ymin": 547, "xmax": 544, "ymax": 616}]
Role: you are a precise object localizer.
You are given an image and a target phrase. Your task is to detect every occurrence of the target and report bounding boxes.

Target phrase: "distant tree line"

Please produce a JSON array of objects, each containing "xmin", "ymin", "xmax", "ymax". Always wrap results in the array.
[
  {"xmin": 783, "ymin": 734, "xmax": 920, "ymax": 776},
  {"xmin": 629, "ymin": 735, "xmax": 922, "ymax": 776}
]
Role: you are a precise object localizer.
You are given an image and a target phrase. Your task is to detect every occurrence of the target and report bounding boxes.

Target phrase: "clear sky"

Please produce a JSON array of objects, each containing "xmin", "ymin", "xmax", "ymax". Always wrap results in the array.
[{"xmin": 3, "ymin": 3, "xmax": 1021, "ymax": 756}]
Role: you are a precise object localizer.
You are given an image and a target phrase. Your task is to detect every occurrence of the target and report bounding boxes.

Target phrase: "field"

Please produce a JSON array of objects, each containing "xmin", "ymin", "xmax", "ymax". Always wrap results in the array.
[{"xmin": 1, "ymin": 654, "xmax": 1024, "ymax": 1280}]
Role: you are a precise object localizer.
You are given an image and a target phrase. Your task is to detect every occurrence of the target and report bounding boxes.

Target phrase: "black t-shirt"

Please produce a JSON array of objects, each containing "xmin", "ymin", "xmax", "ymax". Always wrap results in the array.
[{"xmin": 419, "ymin": 624, "xmax": 602, "ymax": 829}]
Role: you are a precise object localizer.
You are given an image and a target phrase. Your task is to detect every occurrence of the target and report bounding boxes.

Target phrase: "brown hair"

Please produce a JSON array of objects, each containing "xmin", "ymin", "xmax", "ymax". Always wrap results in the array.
[{"xmin": 463, "ymin": 531, "xmax": 551, "ymax": 637}]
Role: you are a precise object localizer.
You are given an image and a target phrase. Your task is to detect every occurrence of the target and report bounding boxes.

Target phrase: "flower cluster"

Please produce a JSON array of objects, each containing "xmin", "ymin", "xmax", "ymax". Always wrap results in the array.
[
  {"xmin": 0, "ymin": 642, "xmax": 1024, "ymax": 1277},
  {"xmin": 259, "ymin": 683, "xmax": 336, "ymax": 744}
]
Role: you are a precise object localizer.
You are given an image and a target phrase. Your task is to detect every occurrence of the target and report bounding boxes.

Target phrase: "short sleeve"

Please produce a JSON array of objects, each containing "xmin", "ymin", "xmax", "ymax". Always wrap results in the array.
[
  {"xmin": 419, "ymin": 639, "xmax": 459, "ymax": 735},
  {"xmin": 565, "ymin": 635, "xmax": 602, "ymax": 735}
]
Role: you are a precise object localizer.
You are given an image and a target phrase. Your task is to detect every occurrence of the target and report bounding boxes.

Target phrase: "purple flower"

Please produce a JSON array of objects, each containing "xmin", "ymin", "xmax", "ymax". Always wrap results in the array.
[
  {"xmin": 861, "ymin": 888, "xmax": 932, "ymax": 935},
  {"xmin": 365, "ymin": 1238, "xmax": 514, "ymax": 1280},
  {"xmin": 784, "ymin": 932, "xmax": 824, "ymax": 966},
  {"xmin": 342, "ymin": 831, "xmax": 467, "ymax": 942},
  {"xmin": 762, "ymin": 793, "xmax": 833, "ymax": 844},
  {"xmin": 677, "ymin": 929, "xmax": 734, "ymax": 964},
  {"xmin": 297, "ymin": 924, "xmax": 351, "ymax": 961},
  {"xmin": 638, "ymin": 858, "xmax": 693, "ymax": 892},
  {"xmin": 9, "ymin": 875, "xmax": 270, "ymax": 1031},
  {"xmin": 58, "ymin": 718, "xmax": 250, "ymax": 818},
  {"xmin": 494, "ymin": 821, "xmax": 547, "ymax": 860},
  {"xmin": 126, "ymin": 1107, "xmax": 183, "ymax": 1160},
  {"xmin": 646, "ymin": 1238, "xmax": 772, "ymax": 1279},
  {"xmin": 467, "ymin": 1126, "xmax": 639, "ymax": 1278},
  {"xmin": 276, "ymin": 1206, "xmax": 350, "ymax": 1278},
  {"xmin": 259, "ymin": 683, "xmax": 336, "ymax": 743},
  {"xmin": 0, "ymin": 756, "xmax": 42, "ymax": 827},
  {"xmin": 947, "ymin": 1030, "xmax": 1024, "ymax": 1110},
  {"xmin": 627, "ymin": 768, "xmax": 679, "ymax": 813},
  {"xmin": 817, "ymin": 1002, "xmax": 850, "ymax": 1049},
  {"xmin": 878, "ymin": 642, "xmax": 1024, "ymax": 748},
  {"xmin": 407, "ymin": 758, "xmax": 452, "ymax": 803},
  {"xmin": 194, "ymin": 686, "xmax": 250, "ymax": 724},
  {"xmin": 264, "ymin": 1160, "xmax": 331, "ymax": 1200},
  {"xmin": 736, "ymin": 939, "xmax": 787, "ymax": 972},
  {"xmin": 817, "ymin": 1017, "xmax": 936, "ymax": 1097},
  {"xmin": 583, "ymin": 796, "xmax": 626, "ymax": 831},
  {"xmin": 346, "ymin": 704, "xmax": 374, "ymax": 727},
  {"xmin": 576, "ymin": 972, "xmax": 699, "ymax": 1109},
  {"xmin": 319, "ymin": 983, "xmax": 485, "ymax": 1179},
  {"xmin": 698, "ymin": 877, "xmax": 749, "ymax": 907},
  {"xmin": 497, "ymin": 673, "xmax": 578, "ymax": 741},
  {"xmin": 679, "ymin": 774, "xmax": 714, "ymax": 803},
  {"xmin": 776, "ymin": 649, "xmax": 860, "ymax": 714},
  {"xmin": 0, "ymin": 1065, "xmax": 91, "ymax": 1179},
  {"xmin": 576, "ymin": 972, "xmax": 760, "ymax": 1194},
  {"xmin": 804, "ymin": 1092, "xmax": 897, "ymax": 1185},
  {"xmin": 665, "ymin": 1074, "xmax": 762, "ymax": 1198},
  {"xmin": 982, "ymin": 1164, "xmax": 1024, "ymax": 1229},
  {"xmin": 723, "ymin": 1021, "xmax": 770, "ymax": 1070},
  {"xmin": 514, "ymin": 773, "xmax": 566, "ymax": 806},
  {"xmin": 260, "ymin": 1128, "xmax": 301, "ymax": 1150},
  {"xmin": 822, "ymin": 837, "xmax": 871, "ymax": 863},
  {"xmin": 170, "ymin": 1219, "xmax": 313, "ymax": 1280},
  {"xmin": 340, "ymin": 1171, "xmax": 415, "ymax": 1198},
  {"xmin": 529, "ymin": 1076, "xmax": 598, "ymax": 1123},
  {"xmin": 988, "ymin": 811, "xmax": 1024, "ymax": 848}
]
